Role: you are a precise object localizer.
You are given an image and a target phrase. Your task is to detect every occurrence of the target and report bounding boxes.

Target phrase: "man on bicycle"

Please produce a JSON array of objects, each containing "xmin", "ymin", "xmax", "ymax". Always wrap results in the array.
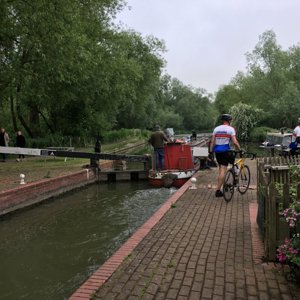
[{"xmin": 210, "ymin": 114, "xmax": 241, "ymax": 197}]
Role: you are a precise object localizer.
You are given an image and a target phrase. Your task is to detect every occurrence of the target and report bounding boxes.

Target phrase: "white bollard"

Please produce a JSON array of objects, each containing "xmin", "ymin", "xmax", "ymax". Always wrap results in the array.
[
  {"xmin": 189, "ymin": 177, "xmax": 197, "ymax": 189},
  {"xmin": 20, "ymin": 174, "xmax": 26, "ymax": 185}
]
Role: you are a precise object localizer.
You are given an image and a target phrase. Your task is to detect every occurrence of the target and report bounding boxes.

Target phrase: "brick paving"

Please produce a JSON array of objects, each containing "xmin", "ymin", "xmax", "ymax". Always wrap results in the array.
[{"xmin": 70, "ymin": 160, "xmax": 300, "ymax": 299}]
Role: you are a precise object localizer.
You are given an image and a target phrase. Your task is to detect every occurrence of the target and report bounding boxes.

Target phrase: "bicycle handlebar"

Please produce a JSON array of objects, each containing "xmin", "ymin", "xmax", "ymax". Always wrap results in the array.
[{"xmin": 229, "ymin": 150, "xmax": 257, "ymax": 160}]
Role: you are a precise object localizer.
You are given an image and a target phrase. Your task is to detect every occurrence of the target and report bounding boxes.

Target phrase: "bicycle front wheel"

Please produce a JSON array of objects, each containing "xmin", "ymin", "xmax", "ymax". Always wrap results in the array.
[
  {"xmin": 237, "ymin": 165, "xmax": 250, "ymax": 194},
  {"xmin": 223, "ymin": 169, "xmax": 235, "ymax": 202}
]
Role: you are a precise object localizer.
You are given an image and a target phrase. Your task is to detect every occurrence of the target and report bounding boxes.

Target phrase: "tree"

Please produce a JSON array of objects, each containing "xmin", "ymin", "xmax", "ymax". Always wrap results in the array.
[
  {"xmin": 229, "ymin": 103, "xmax": 263, "ymax": 141},
  {"xmin": 245, "ymin": 30, "xmax": 290, "ymax": 112},
  {"xmin": 0, "ymin": 0, "xmax": 124, "ymax": 137},
  {"xmin": 215, "ymin": 30, "xmax": 300, "ymax": 130},
  {"xmin": 214, "ymin": 84, "xmax": 241, "ymax": 114},
  {"xmin": 165, "ymin": 79, "xmax": 215, "ymax": 132},
  {"xmin": 269, "ymin": 82, "xmax": 300, "ymax": 128},
  {"xmin": 113, "ymin": 31, "xmax": 165, "ymax": 129},
  {"xmin": 288, "ymin": 46, "xmax": 300, "ymax": 91},
  {"xmin": 0, "ymin": 0, "xmax": 217, "ymax": 138}
]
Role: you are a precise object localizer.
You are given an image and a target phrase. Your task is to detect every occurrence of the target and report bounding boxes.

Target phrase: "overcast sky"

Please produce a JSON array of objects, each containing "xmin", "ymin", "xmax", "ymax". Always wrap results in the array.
[{"xmin": 117, "ymin": 0, "xmax": 300, "ymax": 94}]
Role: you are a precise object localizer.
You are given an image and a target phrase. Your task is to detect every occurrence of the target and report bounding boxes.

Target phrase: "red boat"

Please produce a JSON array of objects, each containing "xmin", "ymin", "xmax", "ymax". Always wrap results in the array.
[{"xmin": 148, "ymin": 141, "xmax": 200, "ymax": 188}]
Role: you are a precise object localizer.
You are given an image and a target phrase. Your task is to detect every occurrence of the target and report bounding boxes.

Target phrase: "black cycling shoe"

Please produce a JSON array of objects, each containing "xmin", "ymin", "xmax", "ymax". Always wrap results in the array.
[{"xmin": 215, "ymin": 190, "xmax": 223, "ymax": 197}]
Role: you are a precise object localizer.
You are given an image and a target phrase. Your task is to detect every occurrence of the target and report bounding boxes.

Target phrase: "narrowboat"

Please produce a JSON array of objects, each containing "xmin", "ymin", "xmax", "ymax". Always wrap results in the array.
[
  {"xmin": 148, "ymin": 140, "xmax": 205, "ymax": 188},
  {"xmin": 260, "ymin": 132, "xmax": 293, "ymax": 156}
]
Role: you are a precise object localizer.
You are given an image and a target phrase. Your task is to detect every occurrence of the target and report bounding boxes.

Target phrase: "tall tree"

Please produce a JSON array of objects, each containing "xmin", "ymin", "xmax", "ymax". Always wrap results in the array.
[
  {"xmin": 215, "ymin": 30, "xmax": 300, "ymax": 129},
  {"xmin": 0, "ymin": 0, "xmax": 124, "ymax": 137},
  {"xmin": 245, "ymin": 30, "xmax": 289, "ymax": 111}
]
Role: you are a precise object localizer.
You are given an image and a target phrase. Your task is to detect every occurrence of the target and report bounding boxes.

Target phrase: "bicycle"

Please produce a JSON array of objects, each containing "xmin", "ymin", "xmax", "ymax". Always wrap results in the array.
[{"xmin": 222, "ymin": 151, "xmax": 256, "ymax": 202}]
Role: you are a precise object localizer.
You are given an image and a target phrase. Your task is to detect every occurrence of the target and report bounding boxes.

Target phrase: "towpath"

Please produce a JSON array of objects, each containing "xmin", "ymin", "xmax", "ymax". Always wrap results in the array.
[{"xmin": 71, "ymin": 159, "xmax": 300, "ymax": 300}]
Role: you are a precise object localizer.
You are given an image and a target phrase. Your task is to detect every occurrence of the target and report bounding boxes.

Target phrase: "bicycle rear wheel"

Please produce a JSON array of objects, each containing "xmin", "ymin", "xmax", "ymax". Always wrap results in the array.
[
  {"xmin": 237, "ymin": 165, "xmax": 250, "ymax": 194},
  {"xmin": 223, "ymin": 169, "xmax": 235, "ymax": 202}
]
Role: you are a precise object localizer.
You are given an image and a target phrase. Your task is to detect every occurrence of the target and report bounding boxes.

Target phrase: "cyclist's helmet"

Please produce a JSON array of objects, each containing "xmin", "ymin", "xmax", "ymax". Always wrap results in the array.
[{"xmin": 221, "ymin": 114, "xmax": 233, "ymax": 122}]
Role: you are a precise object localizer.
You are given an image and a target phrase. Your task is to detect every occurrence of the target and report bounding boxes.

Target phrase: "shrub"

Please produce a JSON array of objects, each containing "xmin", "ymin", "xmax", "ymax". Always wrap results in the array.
[
  {"xmin": 23, "ymin": 129, "xmax": 148, "ymax": 149},
  {"xmin": 102, "ymin": 129, "xmax": 144, "ymax": 143},
  {"xmin": 229, "ymin": 103, "xmax": 263, "ymax": 141},
  {"xmin": 276, "ymin": 165, "xmax": 300, "ymax": 275},
  {"xmin": 249, "ymin": 126, "xmax": 276, "ymax": 142}
]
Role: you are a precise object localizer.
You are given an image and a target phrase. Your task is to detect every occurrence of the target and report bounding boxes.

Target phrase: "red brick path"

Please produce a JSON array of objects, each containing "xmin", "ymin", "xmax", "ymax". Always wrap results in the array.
[{"xmin": 71, "ymin": 161, "xmax": 300, "ymax": 299}]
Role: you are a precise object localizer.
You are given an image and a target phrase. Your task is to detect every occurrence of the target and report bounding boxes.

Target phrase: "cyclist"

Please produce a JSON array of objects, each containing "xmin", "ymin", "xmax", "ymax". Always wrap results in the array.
[{"xmin": 210, "ymin": 114, "xmax": 241, "ymax": 197}]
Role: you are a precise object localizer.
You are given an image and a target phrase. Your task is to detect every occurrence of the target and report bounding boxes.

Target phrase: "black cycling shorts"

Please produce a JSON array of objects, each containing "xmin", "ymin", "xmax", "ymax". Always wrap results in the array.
[{"xmin": 215, "ymin": 151, "xmax": 235, "ymax": 166}]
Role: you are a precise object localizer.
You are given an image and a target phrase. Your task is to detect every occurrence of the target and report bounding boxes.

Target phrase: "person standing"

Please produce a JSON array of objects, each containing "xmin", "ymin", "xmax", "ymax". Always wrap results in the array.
[
  {"xmin": 290, "ymin": 118, "xmax": 300, "ymax": 156},
  {"xmin": 148, "ymin": 125, "xmax": 170, "ymax": 170},
  {"xmin": 0, "ymin": 128, "xmax": 9, "ymax": 162},
  {"xmin": 94, "ymin": 136, "xmax": 101, "ymax": 153},
  {"xmin": 191, "ymin": 131, "xmax": 197, "ymax": 142},
  {"xmin": 210, "ymin": 114, "xmax": 241, "ymax": 197},
  {"xmin": 16, "ymin": 131, "xmax": 26, "ymax": 161}
]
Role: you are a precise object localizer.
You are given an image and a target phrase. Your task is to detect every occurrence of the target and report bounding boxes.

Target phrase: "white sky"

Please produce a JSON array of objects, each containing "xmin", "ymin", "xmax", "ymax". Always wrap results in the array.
[{"xmin": 117, "ymin": 0, "xmax": 300, "ymax": 94}]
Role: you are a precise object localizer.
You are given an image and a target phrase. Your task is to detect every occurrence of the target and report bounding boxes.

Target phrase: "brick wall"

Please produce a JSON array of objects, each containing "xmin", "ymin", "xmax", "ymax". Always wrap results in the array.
[{"xmin": 0, "ymin": 169, "xmax": 97, "ymax": 216}]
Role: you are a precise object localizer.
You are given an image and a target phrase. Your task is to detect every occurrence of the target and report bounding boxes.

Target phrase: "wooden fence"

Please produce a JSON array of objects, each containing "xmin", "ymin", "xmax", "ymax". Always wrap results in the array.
[{"xmin": 257, "ymin": 156, "xmax": 300, "ymax": 260}]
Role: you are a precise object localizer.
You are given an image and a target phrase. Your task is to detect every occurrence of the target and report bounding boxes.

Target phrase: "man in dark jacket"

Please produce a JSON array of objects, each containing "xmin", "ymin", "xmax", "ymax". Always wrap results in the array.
[
  {"xmin": 148, "ymin": 125, "xmax": 170, "ymax": 170},
  {"xmin": 16, "ymin": 131, "xmax": 26, "ymax": 161},
  {"xmin": 0, "ymin": 127, "xmax": 9, "ymax": 162}
]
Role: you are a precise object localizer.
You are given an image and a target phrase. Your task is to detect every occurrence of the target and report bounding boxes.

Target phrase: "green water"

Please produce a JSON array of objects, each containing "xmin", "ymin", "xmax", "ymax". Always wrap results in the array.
[
  {"xmin": 240, "ymin": 142, "xmax": 267, "ymax": 157},
  {"xmin": 0, "ymin": 182, "xmax": 176, "ymax": 299}
]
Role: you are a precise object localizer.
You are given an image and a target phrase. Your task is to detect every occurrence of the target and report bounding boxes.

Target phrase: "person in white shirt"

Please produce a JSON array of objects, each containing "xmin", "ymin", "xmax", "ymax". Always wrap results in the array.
[
  {"xmin": 210, "ymin": 114, "xmax": 241, "ymax": 197},
  {"xmin": 290, "ymin": 118, "xmax": 300, "ymax": 156}
]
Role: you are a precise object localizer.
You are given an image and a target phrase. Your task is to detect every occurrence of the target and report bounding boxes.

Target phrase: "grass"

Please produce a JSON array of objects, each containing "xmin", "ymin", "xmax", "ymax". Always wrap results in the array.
[
  {"xmin": 0, "ymin": 156, "xmax": 88, "ymax": 190},
  {"xmin": 0, "ymin": 136, "xmax": 149, "ymax": 191}
]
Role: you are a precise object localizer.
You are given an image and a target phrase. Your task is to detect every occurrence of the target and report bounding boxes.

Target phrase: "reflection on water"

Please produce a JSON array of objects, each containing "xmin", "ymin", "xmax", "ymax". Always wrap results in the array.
[{"xmin": 0, "ymin": 181, "xmax": 176, "ymax": 299}]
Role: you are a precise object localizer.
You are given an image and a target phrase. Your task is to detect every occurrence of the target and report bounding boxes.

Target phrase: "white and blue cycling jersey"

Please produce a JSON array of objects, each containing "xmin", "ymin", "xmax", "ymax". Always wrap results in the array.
[
  {"xmin": 212, "ymin": 124, "xmax": 236, "ymax": 153},
  {"xmin": 292, "ymin": 126, "xmax": 300, "ymax": 142}
]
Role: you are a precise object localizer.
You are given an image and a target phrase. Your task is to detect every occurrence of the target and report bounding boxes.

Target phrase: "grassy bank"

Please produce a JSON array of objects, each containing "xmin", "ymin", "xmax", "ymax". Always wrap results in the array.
[{"xmin": 0, "ymin": 134, "xmax": 149, "ymax": 191}]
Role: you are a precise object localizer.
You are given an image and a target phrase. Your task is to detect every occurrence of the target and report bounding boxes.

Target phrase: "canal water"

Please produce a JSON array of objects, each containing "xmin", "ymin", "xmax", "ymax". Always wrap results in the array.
[
  {"xmin": 0, "ymin": 181, "xmax": 176, "ymax": 299},
  {"xmin": 241, "ymin": 142, "xmax": 266, "ymax": 157}
]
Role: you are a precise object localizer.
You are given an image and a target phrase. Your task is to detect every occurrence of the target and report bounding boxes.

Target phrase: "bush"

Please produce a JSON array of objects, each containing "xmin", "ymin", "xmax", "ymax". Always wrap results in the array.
[
  {"xmin": 23, "ymin": 129, "xmax": 149, "ymax": 149},
  {"xmin": 249, "ymin": 126, "xmax": 276, "ymax": 142},
  {"xmin": 102, "ymin": 129, "xmax": 145, "ymax": 143},
  {"xmin": 26, "ymin": 135, "xmax": 74, "ymax": 148},
  {"xmin": 229, "ymin": 103, "xmax": 263, "ymax": 141}
]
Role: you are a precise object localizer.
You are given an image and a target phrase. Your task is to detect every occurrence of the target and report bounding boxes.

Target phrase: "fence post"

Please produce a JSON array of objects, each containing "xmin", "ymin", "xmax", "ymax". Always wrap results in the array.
[
  {"xmin": 264, "ymin": 179, "xmax": 270, "ymax": 258},
  {"xmin": 268, "ymin": 182, "xmax": 277, "ymax": 260}
]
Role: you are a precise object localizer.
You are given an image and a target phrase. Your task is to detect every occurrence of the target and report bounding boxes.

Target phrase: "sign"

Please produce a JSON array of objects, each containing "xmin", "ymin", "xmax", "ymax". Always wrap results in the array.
[{"xmin": 193, "ymin": 146, "xmax": 209, "ymax": 157}]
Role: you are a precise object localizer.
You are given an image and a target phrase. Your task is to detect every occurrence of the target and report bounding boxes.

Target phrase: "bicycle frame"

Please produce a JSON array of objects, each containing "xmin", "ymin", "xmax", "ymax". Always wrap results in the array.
[
  {"xmin": 233, "ymin": 158, "xmax": 244, "ymax": 179},
  {"xmin": 232, "ymin": 151, "xmax": 256, "ymax": 170},
  {"xmin": 235, "ymin": 157, "xmax": 244, "ymax": 170},
  {"xmin": 222, "ymin": 151, "xmax": 256, "ymax": 202}
]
